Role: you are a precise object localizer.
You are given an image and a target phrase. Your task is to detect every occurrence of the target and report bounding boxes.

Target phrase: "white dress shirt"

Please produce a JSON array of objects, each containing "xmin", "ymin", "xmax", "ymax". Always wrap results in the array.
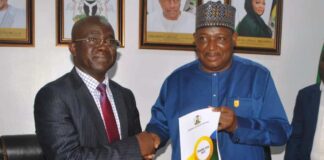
[
  {"xmin": 75, "ymin": 67, "xmax": 122, "ymax": 139},
  {"xmin": 147, "ymin": 11, "xmax": 195, "ymax": 33},
  {"xmin": 0, "ymin": 5, "xmax": 26, "ymax": 28}
]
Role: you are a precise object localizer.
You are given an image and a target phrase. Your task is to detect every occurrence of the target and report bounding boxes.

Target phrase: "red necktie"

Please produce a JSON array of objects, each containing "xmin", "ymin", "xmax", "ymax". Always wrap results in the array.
[{"xmin": 97, "ymin": 83, "xmax": 120, "ymax": 143}]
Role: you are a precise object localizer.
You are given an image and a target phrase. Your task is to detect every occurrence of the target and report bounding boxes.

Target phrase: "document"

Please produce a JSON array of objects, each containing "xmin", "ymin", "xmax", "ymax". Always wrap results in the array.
[{"xmin": 179, "ymin": 108, "xmax": 221, "ymax": 160}]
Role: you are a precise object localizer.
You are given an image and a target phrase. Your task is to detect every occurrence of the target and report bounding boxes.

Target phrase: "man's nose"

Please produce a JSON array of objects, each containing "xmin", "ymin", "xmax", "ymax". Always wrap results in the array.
[{"xmin": 207, "ymin": 39, "xmax": 218, "ymax": 51}]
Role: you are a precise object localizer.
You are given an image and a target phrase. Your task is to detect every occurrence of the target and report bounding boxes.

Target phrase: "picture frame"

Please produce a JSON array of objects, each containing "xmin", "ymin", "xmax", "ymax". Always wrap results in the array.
[
  {"xmin": 139, "ymin": 0, "xmax": 202, "ymax": 51},
  {"xmin": 0, "ymin": 0, "xmax": 34, "ymax": 47},
  {"xmin": 229, "ymin": 0, "xmax": 283, "ymax": 55},
  {"xmin": 56, "ymin": 0, "xmax": 125, "ymax": 47}
]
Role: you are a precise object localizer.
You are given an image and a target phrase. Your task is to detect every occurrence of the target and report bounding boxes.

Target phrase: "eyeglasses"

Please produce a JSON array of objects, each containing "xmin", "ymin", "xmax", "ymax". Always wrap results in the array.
[{"xmin": 74, "ymin": 37, "xmax": 120, "ymax": 48}]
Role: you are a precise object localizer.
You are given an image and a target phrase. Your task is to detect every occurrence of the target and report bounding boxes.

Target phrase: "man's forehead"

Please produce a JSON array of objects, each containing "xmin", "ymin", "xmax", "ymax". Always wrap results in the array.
[
  {"xmin": 83, "ymin": 28, "xmax": 114, "ymax": 37},
  {"xmin": 196, "ymin": 27, "xmax": 232, "ymax": 34}
]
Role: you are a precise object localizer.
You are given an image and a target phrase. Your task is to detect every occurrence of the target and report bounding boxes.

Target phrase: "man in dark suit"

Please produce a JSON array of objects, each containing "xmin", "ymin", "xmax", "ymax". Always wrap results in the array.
[
  {"xmin": 284, "ymin": 50, "xmax": 324, "ymax": 160},
  {"xmin": 34, "ymin": 16, "xmax": 156, "ymax": 160}
]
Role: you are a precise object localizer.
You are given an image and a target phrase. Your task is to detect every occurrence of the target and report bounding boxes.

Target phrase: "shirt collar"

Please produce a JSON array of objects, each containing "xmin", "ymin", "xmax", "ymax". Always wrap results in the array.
[
  {"xmin": 75, "ymin": 67, "xmax": 109, "ymax": 89},
  {"xmin": 320, "ymin": 81, "xmax": 323, "ymax": 91},
  {"xmin": 197, "ymin": 59, "xmax": 233, "ymax": 75}
]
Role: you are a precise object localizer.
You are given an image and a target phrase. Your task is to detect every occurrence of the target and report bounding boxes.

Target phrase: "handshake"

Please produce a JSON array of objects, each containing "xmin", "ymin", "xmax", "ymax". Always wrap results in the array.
[{"xmin": 136, "ymin": 132, "xmax": 161, "ymax": 160}]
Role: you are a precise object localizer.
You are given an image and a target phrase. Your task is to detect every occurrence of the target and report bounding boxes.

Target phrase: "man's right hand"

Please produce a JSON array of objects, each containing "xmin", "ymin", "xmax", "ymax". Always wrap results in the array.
[{"xmin": 136, "ymin": 132, "xmax": 160, "ymax": 159}]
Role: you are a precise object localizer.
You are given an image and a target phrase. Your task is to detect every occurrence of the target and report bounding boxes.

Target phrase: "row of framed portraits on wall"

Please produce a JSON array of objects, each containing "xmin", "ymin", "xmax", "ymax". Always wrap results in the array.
[{"xmin": 0, "ymin": 0, "xmax": 283, "ymax": 55}]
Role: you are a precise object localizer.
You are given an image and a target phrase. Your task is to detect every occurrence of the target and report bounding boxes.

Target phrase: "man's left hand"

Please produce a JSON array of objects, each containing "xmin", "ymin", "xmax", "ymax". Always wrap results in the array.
[{"xmin": 212, "ymin": 106, "xmax": 237, "ymax": 133}]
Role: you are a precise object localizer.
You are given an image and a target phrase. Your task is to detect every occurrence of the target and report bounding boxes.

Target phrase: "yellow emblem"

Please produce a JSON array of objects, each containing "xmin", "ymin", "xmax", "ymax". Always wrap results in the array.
[
  {"xmin": 188, "ymin": 136, "xmax": 214, "ymax": 160},
  {"xmin": 234, "ymin": 100, "xmax": 239, "ymax": 108}
]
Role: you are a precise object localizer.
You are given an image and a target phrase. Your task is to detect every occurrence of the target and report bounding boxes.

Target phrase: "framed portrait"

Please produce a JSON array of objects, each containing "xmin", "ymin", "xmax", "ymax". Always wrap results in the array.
[
  {"xmin": 56, "ymin": 0, "xmax": 125, "ymax": 47},
  {"xmin": 0, "ymin": 0, "xmax": 34, "ymax": 47},
  {"xmin": 229, "ymin": 0, "xmax": 283, "ymax": 55},
  {"xmin": 139, "ymin": 0, "xmax": 202, "ymax": 51}
]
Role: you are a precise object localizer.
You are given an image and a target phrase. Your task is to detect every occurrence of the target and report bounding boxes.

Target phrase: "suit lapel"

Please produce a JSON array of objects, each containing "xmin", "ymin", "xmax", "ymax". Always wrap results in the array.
[
  {"xmin": 70, "ymin": 69, "xmax": 109, "ymax": 144},
  {"xmin": 110, "ymin": 81, "xmax": 128, "ymax": 139}
]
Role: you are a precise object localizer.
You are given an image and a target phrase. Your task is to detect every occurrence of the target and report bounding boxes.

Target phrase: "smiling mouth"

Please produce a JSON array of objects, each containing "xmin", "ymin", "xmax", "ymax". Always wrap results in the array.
[
  {"xmin": 167, "ymin": 10, "xmax": 178, "ymax": 13},
  {"xmin": 93, "ymin": 54, "xmax": 108, "ymax": 61},
  {"xmin": 257, "ymin": 9, "xmax": 264, "ymax": 14},
  {"xmin": 205, "ymin": 53, "xmax": 221, "ymax": 61}
]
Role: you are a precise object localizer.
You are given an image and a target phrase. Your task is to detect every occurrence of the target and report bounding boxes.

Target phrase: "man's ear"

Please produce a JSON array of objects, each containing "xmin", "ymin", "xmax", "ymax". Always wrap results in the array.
[
  {"xmin": 232, "ymin": 32, "xmax": 238, "ymax": 47},
  {"xmin": 193, "ymin": 32, "xmax": 197, "ymax": 44},
  {"xmin": 69, "ymin": 42, "xmax": 77, "ymax": 57}
]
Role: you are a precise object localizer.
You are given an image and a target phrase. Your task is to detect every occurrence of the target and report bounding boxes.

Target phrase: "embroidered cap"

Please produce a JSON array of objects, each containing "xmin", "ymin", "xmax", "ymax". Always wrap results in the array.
[{"xmin": 196, "ymin": 1, "xmax": 236, "ymax": 31}]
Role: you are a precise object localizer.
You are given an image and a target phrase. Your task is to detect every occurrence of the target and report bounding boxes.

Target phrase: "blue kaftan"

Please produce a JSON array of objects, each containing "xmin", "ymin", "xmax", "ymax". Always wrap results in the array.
[{"xmin": 146, "ymin": 56, "xmax": 291, "ymax": 160}]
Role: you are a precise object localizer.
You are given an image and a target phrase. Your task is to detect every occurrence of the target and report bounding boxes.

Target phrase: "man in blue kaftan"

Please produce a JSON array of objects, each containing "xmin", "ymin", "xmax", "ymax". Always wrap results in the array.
[{"xmin": 144, "ymin": 1, "xmax": 291, "ymax": 160}]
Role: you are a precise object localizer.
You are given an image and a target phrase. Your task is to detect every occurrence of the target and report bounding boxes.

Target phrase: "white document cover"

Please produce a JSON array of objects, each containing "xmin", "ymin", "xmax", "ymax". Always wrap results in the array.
[{"xmin": 179, "ymin": 108, "xmax": 221, "ymax": 160}]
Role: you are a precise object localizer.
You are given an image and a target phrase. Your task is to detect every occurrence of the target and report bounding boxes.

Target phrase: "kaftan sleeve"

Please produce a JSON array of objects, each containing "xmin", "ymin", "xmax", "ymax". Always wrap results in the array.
[{"xmin": 145, "ymin": 81, "xmax": 170, "ymax": 147}]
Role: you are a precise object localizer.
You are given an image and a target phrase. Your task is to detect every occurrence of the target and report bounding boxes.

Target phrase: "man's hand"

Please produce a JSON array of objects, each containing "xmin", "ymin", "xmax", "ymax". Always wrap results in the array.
[
  {"xmin": 136, "ymin": 132, "xmax": 160, "ymax": 159},
  {"xmin": 212, "ymin": 106, "xmax": 237, "ymax": 133}
]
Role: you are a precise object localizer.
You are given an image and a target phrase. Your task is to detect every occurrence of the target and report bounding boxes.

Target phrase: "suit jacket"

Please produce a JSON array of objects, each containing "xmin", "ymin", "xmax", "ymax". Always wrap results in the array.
[
  {"xmin": 284, "ymin": 84, "xmax": 321, "ymax": 160},
  {"xmin": 34, "ymin": 68, "xmax": 142, "ymax": 160}
]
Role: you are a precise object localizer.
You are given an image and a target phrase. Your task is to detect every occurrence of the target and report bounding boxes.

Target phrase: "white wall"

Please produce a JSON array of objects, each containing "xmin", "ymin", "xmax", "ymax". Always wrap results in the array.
[{"xmin": 0, "ymin": 0, "xmax": 324, "ymax": 159}]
